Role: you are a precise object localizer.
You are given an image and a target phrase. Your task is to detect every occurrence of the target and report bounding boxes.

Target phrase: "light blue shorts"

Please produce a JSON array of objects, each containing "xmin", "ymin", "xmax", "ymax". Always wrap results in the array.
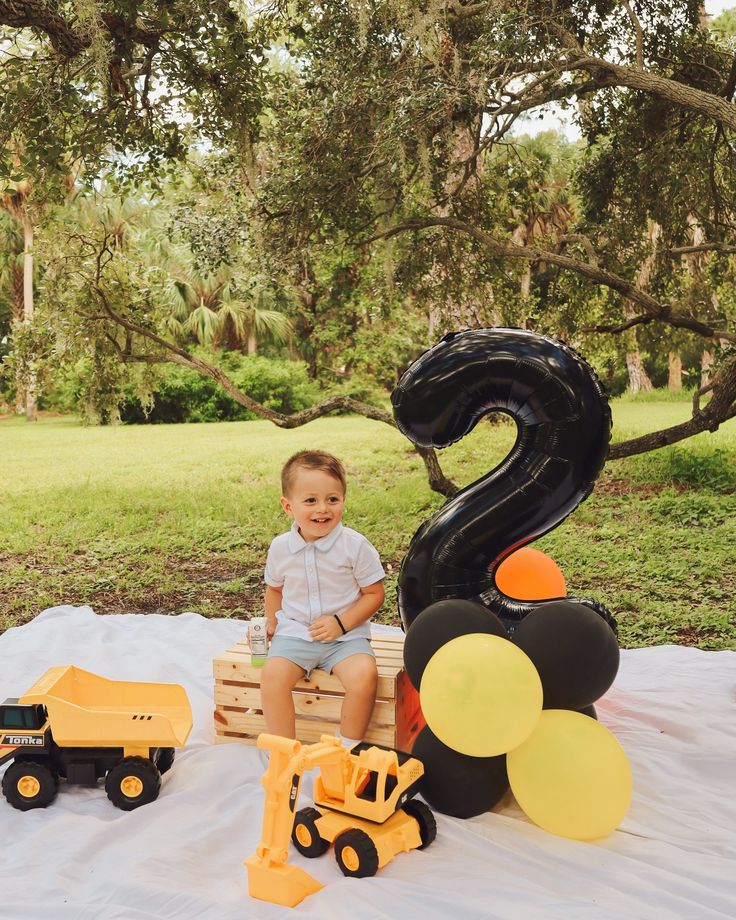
[{"xmin": 267, "ymin": 635, "xmax": 374, "ymax": 677}]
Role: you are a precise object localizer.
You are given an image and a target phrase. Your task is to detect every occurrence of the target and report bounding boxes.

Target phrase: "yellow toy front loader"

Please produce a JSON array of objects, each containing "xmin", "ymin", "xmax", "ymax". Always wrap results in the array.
[{"xmin": 245, "ymin": 733, "xmax": 436, "ymax": 908}]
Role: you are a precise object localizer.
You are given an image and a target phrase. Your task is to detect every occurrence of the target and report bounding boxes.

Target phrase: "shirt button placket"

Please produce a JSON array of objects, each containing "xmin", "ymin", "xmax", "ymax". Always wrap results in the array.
[{"xmin": 307, "ymin": 546, "xmax": 319, "ymax": 620}]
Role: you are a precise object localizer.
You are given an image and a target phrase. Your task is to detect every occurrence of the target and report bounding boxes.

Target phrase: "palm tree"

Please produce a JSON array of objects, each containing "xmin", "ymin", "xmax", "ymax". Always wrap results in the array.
[{"xmin": 160, "ymin": 250, "xmax": 292, "ymax": 352}]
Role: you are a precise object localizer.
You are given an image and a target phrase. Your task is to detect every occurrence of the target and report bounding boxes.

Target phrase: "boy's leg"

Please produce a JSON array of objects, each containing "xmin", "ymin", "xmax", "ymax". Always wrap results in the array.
[
  {"xmin": 331, "ymin": 654, "xmax": 378, "ymax": 742},
  {"xmin": 260, "ymin": 657, "xmax": 306, "ymax": 739}
]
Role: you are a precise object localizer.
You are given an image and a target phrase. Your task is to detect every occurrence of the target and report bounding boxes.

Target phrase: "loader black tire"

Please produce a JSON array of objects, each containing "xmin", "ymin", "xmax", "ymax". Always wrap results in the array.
[
  {"xmin": 401, "ymin": 799, "xmax": 437, "ymax": 849},
  {"xmin": 2, "ymin": 760, "xmax": 59, "ymax": 811},
  {"xmin": 292, "ymin": 807, "xmax": 329, "ymax": 858},
  {"xmin": 334, "ymin": 828, "xmax": 379, "ymax": 878},
  {"xmin": 105, "ymin": 756, "xmax": 161, "ymax": 811}
]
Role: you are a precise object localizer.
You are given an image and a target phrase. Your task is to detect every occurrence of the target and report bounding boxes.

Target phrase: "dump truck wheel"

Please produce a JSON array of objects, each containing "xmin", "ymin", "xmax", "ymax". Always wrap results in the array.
[
  {"xmin": 334, "ymin": 829, "xmax": 379, "ymax": 878},
  {"xmin": 292, "ymin": 807, "xmax": 329, "ymax": 858},
  {"xmin": 105, "ymin": 757, "xmax": 161, "ymax": 811},
  {"xmin": 2, "ymin": 760, "xmax": 59, "ymax": 811},
  {"xmin": 401, "ymin": 799, "xmax": 437, "ymax": 849},
  {"xmin": 156, "ymin": 748, "xmax": 175, "ymax": 775}
]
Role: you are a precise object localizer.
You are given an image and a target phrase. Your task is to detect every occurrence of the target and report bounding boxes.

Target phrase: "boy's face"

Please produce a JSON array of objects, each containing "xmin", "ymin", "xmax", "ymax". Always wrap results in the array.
[{"xmin": 280, "ymin": 468, "xmax": 345, "ymax": 542}]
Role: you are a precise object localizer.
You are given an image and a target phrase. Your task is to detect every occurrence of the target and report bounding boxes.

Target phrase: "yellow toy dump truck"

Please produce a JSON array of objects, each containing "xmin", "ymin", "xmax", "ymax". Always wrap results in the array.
[
  {"xmin": 245, "ymin": 733, "xmax": 436, "ymax": 908},
  {"xmin": 0, "ymin": 665, "xmax": 192, "ymax": 812}
]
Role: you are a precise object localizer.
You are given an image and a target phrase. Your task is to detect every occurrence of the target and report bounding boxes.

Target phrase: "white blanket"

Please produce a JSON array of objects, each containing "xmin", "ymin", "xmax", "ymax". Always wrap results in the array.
[{"xmin": 0, "ymin": 607, "xmax": 734, "ymax": 920}]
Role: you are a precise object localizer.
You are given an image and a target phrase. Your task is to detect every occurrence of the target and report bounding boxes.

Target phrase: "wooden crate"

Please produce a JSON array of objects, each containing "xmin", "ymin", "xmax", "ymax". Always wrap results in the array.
[{"xmin": 213, "ymin": 632, "xmax": 424, "ymax": 750}]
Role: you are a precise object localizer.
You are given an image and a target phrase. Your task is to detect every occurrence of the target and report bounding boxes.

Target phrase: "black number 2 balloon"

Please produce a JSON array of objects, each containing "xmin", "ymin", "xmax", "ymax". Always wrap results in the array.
[{"xmin": 392, "ymin": 328, "xmax": 616, "ymax": 635}]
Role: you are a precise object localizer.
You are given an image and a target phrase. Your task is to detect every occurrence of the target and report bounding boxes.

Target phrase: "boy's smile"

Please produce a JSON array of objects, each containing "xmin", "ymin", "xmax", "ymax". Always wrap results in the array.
[{"xmin": 280, "ymin": 468, "xmax": 345, "ymax": 542}]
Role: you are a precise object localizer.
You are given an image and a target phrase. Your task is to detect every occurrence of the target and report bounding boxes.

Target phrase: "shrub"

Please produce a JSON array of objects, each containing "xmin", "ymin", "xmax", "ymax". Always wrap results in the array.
[{"xmin": 119, "ymin": 354, "xmax": 321, "ymax": 424}]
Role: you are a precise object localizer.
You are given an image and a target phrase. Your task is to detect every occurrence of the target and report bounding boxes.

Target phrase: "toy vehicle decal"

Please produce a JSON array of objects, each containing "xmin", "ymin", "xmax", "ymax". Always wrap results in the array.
[{"xmin": 2, "ymin": 735, "xmax": 45, "ymax": 746}]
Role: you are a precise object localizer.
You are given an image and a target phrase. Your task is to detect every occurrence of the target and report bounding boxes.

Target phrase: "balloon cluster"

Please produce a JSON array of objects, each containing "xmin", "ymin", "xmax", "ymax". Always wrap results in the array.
[
  {"xmin": 392, "ymin": 329, "xmax": 634, "ymax": 839},
  {"xmin": 406, "ymin": 554, "xmax": 632, "ymax": 839}
]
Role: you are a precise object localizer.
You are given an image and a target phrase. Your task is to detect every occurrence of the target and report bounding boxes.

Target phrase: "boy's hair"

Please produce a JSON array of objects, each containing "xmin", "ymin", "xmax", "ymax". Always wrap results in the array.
[{"xmin": 281, "ymin": 450, "xmax": 347, "ymax": 497}]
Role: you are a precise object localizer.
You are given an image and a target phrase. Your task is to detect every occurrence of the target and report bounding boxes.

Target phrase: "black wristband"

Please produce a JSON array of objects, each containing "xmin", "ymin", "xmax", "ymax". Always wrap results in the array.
[{"xmin": 334, "ymin": 614, "xmax": 347, "ymax": 635}]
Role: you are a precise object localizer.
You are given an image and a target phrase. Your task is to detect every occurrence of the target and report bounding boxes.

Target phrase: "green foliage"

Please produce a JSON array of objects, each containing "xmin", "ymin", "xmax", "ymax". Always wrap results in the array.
[{"xmin": 55, "ymin": 353, "xmax": 320, "ymax": 424}]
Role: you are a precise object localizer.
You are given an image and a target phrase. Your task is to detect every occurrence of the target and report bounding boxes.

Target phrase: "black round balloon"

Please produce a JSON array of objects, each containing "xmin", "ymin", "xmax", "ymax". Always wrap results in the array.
[
  {"xmin": 577, "ymin": 703, "xmax": 598, "ymax": 720},
  {"xmin": 412, "ymin": 726, "xmax": 509, "ymax": 819},
  {"xmin": 511, "ymin": 600, "xmax": 619, "ymax": 710},
  {"xmin": 403, "ymin": 599, "xmax": 507, "ymax": 690}
]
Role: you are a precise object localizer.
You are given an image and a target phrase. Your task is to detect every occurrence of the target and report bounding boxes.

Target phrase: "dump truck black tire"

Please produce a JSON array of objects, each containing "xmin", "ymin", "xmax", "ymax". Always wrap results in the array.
[
  {"xmin": 105, "ymin": 756, "xmax": 161, "ymax": 811},
  {"xmin": 156, "ymin": 747, "xmax": 175, "ymax": 775},
  {"xmin": 334, "ymin": 828, "xmax": 379, "ymax": 878},
  {"xmin": 2, "ymin": 760, "xmax": 59, "ymax": 811},
  {"xmin": 292, "ymin": 807, "xmax": 330, "ymax": 857}
]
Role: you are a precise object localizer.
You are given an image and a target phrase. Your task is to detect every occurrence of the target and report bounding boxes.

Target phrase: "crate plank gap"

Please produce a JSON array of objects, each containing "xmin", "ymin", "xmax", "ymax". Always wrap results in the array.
[{"xmin": 213, "ymin": 631, "xmax": 424, "ymax": 750}]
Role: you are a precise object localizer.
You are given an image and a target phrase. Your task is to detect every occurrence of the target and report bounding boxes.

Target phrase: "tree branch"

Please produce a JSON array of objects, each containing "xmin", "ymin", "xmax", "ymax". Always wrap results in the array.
[
  {"xmin": 669, "ymin": 241, "xmax": 736, "ymax": 255},
  {"xmin": 0, "ymin": 0, "xmax": 89, "ymax": 57},
  {"xmin": 88, "ymin": 283, "xmax": 458, "ymax": 495},
  {"xmin": 607, "ymin": 356, "xmax": 736, "ymax": 459},
  {"xmin": 367, "ymin": 215, "xmax": 736, "ymax": 344},
  {"xmin": 568, "ymin": 53, "xmax": 736, "ymax": 131},
  {"xmin": 619, "ymin": 0, "xmax": 644, "ymax": 68}
]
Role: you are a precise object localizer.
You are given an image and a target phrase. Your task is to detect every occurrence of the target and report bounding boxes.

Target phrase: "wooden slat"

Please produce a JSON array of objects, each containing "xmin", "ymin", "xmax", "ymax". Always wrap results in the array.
[
  {"xmin": 215, "ymin": 719, "xmax": 397, "ymax": 747},
  {"xmin": 214, "ymin": 684, "xmax": 397, "ymax": 725},
  {"xmin": 213, "ymin": 660, "xmax": 399, "ymax": 698},
  {"xmin": 215, "ymin": 711, "xmax": 397, "ymax": 746}
]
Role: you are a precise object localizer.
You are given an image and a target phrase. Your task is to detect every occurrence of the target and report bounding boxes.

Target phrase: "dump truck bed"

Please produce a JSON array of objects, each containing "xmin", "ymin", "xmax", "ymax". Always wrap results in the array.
[{"xmin": 20, "ymin": 666, "xmax": 192, "ymax": 748}]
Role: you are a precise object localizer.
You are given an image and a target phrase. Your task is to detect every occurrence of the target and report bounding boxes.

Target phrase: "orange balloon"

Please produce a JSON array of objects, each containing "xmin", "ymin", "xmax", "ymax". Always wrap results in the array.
[{"xmin": 496, "ymin": 547, "xmax": 566, "ymax": 601}]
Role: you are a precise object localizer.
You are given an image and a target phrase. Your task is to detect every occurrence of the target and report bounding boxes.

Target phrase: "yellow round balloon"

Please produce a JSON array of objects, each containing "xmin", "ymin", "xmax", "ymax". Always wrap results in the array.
[
  {"xmin": 507, "ymin": 709, "xmax": 633, "ymax": 840},
  {"xmin": 419, "ymin": 633, "xmax": 543, "ymax": 757}
]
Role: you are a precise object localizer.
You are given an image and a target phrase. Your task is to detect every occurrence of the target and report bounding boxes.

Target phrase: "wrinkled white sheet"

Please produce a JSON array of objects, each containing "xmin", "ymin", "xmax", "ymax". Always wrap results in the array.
[{"xmin": 0, "ymin": 606, "xmax": 734, "ymax": 920}]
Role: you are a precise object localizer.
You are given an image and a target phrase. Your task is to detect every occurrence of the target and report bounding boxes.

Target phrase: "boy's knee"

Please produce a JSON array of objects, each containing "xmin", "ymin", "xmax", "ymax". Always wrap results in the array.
[
  {"xmin": 261, "ymin": 659, "xmax": 301, "ymax": 693},
  {"xmin": 337, "ymin": 655, "xmax": 378, "ymax": 694}
]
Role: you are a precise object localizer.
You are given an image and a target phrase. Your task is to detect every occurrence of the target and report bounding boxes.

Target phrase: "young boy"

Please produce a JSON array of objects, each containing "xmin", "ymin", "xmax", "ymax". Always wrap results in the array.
[{"xmin": 259, "ymin": 450, "xmax": 385, "ymax": 747}]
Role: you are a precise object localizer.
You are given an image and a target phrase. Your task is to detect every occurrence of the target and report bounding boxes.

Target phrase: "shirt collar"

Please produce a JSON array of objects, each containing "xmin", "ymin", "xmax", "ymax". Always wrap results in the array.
[{"xmin": 287, "ymin": 520, "xmax": 344, "ymax": 554}]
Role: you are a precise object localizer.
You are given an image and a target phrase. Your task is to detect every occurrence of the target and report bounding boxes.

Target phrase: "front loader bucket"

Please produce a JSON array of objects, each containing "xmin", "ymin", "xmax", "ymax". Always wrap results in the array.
[{"xmin": 244, "ymin": 857, "xmax": 324, "ymax": 907}]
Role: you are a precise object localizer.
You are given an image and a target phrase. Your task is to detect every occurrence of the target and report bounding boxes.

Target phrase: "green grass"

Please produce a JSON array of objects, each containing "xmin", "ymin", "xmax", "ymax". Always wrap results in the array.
[{"xmin": 2, "ymin": 394, "xmax": 734, "ymax": 649}]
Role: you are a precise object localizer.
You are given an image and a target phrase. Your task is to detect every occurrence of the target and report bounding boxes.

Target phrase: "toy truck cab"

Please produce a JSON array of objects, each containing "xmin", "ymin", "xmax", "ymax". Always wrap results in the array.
[
  {"xmin": 0, "ymin": 699, "xmax": 50, "ymax": 758},
  {"xmin": 0, "ymin": 700, "xmax": 48, "ymax": 733}
]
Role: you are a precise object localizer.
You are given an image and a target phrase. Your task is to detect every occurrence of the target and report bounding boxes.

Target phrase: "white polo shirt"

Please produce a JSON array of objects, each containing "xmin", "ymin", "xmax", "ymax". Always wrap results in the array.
[{"xmin": 264, "ymin": 522, "xmax": 385, "ymax": 642}]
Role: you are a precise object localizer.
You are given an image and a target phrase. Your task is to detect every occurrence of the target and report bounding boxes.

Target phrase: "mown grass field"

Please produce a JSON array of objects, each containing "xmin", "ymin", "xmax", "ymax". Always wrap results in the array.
[{"xmin": 2, "ymin": 394, "xmax": 735, "ymax": 648}]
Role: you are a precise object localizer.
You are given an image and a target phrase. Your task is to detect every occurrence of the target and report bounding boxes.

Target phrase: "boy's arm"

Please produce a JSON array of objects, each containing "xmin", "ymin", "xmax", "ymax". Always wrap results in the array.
[
  {"xmin": 308, "ymin": 580, "xmax": 385, "ymax": 642},
  {"xmin": 264, "ymin": 585, "xmax": 282, "ymax": 637}
]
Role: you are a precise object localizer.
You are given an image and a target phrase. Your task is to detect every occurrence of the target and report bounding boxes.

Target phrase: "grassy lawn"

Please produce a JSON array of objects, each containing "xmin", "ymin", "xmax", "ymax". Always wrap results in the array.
[{"xmin": 2, "ymin": 395, "xmax": 734, "ymax": 648}]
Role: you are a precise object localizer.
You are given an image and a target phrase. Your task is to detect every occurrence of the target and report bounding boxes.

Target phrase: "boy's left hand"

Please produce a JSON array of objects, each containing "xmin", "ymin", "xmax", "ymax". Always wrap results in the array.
[{"xmin": 308, "ymin": 615, "xmax": 343, "ymax": 642}]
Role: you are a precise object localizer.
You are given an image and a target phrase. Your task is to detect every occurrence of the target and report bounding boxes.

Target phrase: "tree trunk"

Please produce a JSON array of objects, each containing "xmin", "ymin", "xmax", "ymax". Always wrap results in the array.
[
  {"xmin": 701, "ymin": 349, "xmax": 715, "ymax": 387},
  {"xmin": 247, "ymin": 331, "xmax": 257, "ymax": 355},
  {"xmin": 520, "ymin": 262, "xmax": 531, "ymax": 298},
  {"xmin": 10, "ymin": 260, "xmax": 25, "ymax": 413},
  {"xmin": 668, "ymin": 351, "xmax": 682, "ymax": 391},
  {"xmin": 22, "ymin": 215, "xmax": 37, "ymax": 422},
  {"xmin": 623, "ymin": 220, "xmax": 659, "ymax": 394},
  {"xmin": 626, "ymin": 348, "xmax": 653, "ymax": 393}
]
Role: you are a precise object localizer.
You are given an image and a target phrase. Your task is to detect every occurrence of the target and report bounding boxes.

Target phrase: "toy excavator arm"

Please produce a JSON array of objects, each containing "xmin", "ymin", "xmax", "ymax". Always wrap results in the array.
[
  {"xmin": 252, "ymin": 733, "xmax": 343, "ymax": 866},
  {"xmin": 245, "ymin": 733, "xmax": 345, "ymax": 907}
]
